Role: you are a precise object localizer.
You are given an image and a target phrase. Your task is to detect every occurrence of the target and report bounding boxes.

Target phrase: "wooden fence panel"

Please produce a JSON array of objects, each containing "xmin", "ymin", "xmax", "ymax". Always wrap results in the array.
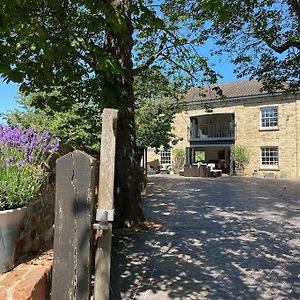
[{"xmin": 51, "ymin": 150, "xmax": 97, "ymax": 300}]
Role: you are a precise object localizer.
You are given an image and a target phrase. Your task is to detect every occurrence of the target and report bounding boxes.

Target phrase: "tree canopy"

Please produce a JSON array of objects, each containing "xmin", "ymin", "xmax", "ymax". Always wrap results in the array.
[
  {"xmin": 164, "ymin": 0, "xmax": 300, "ymax": 92},
  {"xmin": 6, "ymin": 70, "xmax": 184, "ymax": 152},
  {"xmin": 4, "ymin": 94, "xmax": 102, "ymax": 150},
  {"xmin": 2, "ymin": 0, "xmax": 298, "ymax": 225},
  {"xmin": 1, "ymin": 0, "xmax": 218, "ymax": 226},
  {"xmin": 0, "ymin": 0, "xmax": 216, "ymax": 108}
]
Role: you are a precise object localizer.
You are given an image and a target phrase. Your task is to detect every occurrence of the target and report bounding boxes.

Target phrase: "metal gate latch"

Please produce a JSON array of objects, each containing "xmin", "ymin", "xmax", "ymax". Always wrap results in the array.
[{"xmin": 93, "ymin": 209, "xmax": 114, "ymax": 230}]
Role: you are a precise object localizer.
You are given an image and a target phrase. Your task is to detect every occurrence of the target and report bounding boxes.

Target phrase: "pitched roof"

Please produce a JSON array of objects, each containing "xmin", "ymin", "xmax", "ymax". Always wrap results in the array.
[{"xmin": 186, "ymin": 80, "xmax": 271, "ymax": 103}]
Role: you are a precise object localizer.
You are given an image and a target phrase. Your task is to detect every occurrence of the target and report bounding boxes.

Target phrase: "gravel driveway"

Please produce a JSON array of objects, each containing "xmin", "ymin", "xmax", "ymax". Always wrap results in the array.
[{"xmin": 110, "ymin": 175, "xmax": 300, "ymax": 300}]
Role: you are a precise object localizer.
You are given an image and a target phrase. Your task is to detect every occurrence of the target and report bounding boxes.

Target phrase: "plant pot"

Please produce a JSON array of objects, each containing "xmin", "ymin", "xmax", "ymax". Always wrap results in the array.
[{"xmin": 0, "ymin": 207, "xmax": 27, "ymax": 273}]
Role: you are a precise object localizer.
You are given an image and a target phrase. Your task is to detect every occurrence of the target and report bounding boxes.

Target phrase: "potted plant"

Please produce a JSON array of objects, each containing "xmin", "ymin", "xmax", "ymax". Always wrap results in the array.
[
  {"xmin": 231, "ymin": 144, "xmax": 250, "ymax": 176},
  {"xmin": 167, "ymin": 165, "xmax": 174, "ymax": 174},
  {"xmin": 172, "ymin": 148, "xmax": 185, "ymax": 173},
  {"xmin": 0, "ymin": 126, "xmax": 59, "ymax": 273}
]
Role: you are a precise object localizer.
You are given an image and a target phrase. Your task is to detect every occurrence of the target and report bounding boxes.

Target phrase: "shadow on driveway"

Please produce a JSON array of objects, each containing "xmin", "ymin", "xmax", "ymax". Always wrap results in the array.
[{"xmin": 110, "ymin": 175, "xmax": 300, "ymax": 300}]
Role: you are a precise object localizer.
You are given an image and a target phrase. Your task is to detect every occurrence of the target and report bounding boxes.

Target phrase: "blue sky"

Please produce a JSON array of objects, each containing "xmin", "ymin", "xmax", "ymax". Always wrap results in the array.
[{"xmin": 0, "ymin": 79, "xmax": 21, "ymax": 122}]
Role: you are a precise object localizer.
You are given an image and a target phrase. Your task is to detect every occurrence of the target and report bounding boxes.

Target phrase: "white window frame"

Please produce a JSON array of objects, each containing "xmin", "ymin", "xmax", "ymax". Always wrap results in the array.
[
  {"xmin": 260, "ymin": 146, "xmax": 279, "ymax": 170},
  {"xmin": 159, "ymin": 149, "xmax": 171, "ymax": 169},
  {"xmin": 260, "ymin": 106, "xmax": 278, "ymax": 130}
]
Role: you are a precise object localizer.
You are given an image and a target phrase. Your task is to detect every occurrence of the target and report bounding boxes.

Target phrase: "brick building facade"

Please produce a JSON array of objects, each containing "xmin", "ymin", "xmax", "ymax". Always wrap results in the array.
[{"xmin": 148, "ymin": 80, "xmax": 300, "ymax": 178}]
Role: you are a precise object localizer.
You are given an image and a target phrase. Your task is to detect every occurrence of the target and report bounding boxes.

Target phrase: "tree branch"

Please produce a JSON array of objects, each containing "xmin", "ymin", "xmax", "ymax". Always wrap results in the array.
[
  {"xmin": 268, "ymin": 40, "xmax": 300, "ymax": 53},
  {"xmin": 133, "ymin": 36, "xmax": 166, "ymax": 75},
  {"xmin": 161, "ymin": 53, "xmax": 196, "ymax": 79}
]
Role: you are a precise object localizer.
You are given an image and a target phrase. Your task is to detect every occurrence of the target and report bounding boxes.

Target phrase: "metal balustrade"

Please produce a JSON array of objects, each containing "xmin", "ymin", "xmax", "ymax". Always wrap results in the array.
[{"xmin": 190, "ymin": 122, "xmax": 235, "ymax": 140}]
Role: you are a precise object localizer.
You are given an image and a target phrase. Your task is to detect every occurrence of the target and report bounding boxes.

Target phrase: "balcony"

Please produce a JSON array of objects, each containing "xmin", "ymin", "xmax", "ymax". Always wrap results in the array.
[{"xmin": 190, "ymin": 122, "xmax": 235, "ymax": 141}]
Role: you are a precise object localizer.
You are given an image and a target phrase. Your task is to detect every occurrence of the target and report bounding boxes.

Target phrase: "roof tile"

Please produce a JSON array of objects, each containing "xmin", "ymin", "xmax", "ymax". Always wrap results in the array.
[{"xmin": 186, "ymin": 80, "xmax": 269, "ymax": 103}]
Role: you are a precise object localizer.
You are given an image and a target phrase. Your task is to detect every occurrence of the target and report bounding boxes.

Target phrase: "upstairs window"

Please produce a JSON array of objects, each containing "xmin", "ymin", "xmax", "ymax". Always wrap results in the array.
[
  {"xmin": 260, "ymin": 106, "xmax": 278, "ymax": 129},
  {"xmin": 261, "ymin": 147, "xmax": 279, "ymax": 168}
]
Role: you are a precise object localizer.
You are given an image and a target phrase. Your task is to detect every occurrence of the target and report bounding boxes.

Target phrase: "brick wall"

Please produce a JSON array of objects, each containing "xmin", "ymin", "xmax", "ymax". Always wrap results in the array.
[
  {"xmin": 16, "ymin": 182, "xmax": 55, "ymax": 260},
  {"xmin": 0, "ymin": 250, "xmax": 52, "ymax": 300},
  {"xmin": 172, "ymin": 94, "xmax": 300, "ymax": 178}
]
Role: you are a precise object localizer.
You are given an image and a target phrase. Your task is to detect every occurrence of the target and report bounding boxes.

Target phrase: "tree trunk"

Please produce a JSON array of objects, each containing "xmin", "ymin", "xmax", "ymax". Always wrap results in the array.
[{"xmin": 103, "ymin": 0, "xmax": 145, "ymax": 227}]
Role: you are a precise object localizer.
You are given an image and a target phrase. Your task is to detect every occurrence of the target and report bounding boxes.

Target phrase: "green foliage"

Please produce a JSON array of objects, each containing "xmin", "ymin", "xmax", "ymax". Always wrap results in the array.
[
  {"xmin": 182, "ymin": 0, "xmax": 300, "ymax": 92},
  {"xmin": 0, "ymin": 126, "xmax": 59, "ymax": 210},
  {"xmin": 0, "ymin": 162, "xmax": 44, "ymax": 210},
  {"xmin": 194, "ymin": 150, "xmax": 206, "ymax": 163},
  {"xmin": 0, "ymin": 0, "xmax": 218, "ymax": 112},
  {"xmin": 172, "ymin": 148, "xmax": 185, "ymax": 171},
  {"xmin": 0, "ymin": 0, "xmax": 220, "ymax": 224},
  {"xmin": 0, "ymin": 0, "xmax": 219, "ymax": 156},
  {"xmin": 6, "ymin": 69, "xmax": 183, "ymax": 152},
  {"xmin": 135, "ymin": 69, "xmax": 185, "ymax": 150},
  {"xmin": 135, "ymin": 97, "xmax": 184, "ymax": 150},
  {"xmin": 231, "ymin": 144, "xmax": 250, "ymax": 170},
  {"xmin": 5, "ymin": 94, "xmax": 102, "ymax": 150}
]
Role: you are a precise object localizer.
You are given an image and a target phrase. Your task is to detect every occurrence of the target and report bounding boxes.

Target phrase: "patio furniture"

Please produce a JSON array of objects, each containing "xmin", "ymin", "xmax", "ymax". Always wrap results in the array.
[
  {"xmin": 207, "ymin": 163, "xmax": 222, "ymax": 177},
  {"xmin": 184, "ymin": 164, "xmax": 209, "ymax": 177}
]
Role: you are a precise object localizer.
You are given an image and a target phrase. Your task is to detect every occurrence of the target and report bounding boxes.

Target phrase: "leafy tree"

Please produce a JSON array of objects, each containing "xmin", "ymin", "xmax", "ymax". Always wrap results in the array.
[
  {"xmin": 135, "ymin": 69, "xmax": 185, "ymax": 151},
  {"xmin": 6, "ymin": 70, "xmax": 183, "ymax": 154},
  {"xmin": 231, "ymin": 144, "xmax": 250, "ymax": 172},
  {"xmin": 172, "ymin": 148, "xmax": 185, "ymax": 171},
  {"xmin": 164, "ymin": 0, "xmax": 299, "ymax": 92},
  {"xmin": 0, "ymin": 0, "xmax": 217, "ymax": 226},
  {"xmin": 5, "ymin": 95, "xmax": 102, "ymax": 150}
]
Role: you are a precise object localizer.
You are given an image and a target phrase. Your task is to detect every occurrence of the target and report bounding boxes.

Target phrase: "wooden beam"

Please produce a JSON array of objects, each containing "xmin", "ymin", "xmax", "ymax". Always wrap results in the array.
[{"xmin": 94, "ymin": 108, "xmax": 118, "ymax": 300}]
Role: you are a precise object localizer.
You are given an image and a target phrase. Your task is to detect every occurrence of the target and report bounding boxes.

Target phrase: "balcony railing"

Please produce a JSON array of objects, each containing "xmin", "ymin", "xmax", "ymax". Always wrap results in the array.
[{"xmin": 190, "ymin": 122, "xmax": 235, "ymax": 141}]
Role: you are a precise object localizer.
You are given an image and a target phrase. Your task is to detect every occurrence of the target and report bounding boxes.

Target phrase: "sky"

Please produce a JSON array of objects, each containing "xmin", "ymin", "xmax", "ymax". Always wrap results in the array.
[{"xmin": 0, "ymin": 79, "xmax": 21, "ymax": 116}]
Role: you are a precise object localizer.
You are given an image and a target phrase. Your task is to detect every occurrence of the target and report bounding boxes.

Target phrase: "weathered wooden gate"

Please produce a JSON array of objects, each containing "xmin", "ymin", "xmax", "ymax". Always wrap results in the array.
[{"xmin": 51, "ymin": 108, "xmax": 118, "ymax": 300}]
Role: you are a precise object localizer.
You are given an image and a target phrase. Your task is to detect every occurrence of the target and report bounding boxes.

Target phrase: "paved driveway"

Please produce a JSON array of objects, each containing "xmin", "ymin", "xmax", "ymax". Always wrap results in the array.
[{"xmin": 110, "ymin": 175, "xmax": 300, "ymax": 299}]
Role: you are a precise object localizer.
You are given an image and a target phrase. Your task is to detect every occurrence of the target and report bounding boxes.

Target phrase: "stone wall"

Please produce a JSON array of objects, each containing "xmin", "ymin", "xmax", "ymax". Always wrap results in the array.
[
  {"xmin": 16, "ymin": 181, "xmax": 55, "ymax": 259},
  {"xmin": 171, "ymin": 94, "xmax": 300, "ymax": 178}
]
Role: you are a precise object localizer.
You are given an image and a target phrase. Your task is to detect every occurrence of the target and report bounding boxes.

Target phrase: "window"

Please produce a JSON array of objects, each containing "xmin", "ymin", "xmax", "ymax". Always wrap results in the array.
[
  {"xmin": 261, "ymin": 147, "xmax": 279, "ymax": 168},
  {"xmin": 160, "ymin": 149, "xmax": 171, "ymax": 165},
  {"xmin": 260, "ymin": 106, "xmax": 278, "ymax": 129}
]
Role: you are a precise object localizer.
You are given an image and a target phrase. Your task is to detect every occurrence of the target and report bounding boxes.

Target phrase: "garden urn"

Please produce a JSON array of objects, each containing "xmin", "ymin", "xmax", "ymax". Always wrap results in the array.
[{"xmin": 0, "ymin": 207, "xmax": 27, "ymax": 273}]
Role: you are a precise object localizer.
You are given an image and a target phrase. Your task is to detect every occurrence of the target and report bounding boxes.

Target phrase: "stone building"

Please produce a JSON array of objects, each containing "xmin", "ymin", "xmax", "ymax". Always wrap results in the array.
[{"xmin": 148, "ymin": 80, "xmax": 300, "ymax": 178}]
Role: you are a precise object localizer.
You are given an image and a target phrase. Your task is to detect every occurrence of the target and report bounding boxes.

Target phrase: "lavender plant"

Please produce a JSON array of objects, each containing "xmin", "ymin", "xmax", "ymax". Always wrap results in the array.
[{"xmin": 0, "ymin": 126, "xmax": 59, "ymax": 210}]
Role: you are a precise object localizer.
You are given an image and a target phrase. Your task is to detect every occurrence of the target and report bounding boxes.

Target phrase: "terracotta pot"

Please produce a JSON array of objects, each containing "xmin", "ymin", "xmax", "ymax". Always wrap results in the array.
[{"xmin": 0, "ymin": 207, "xmax": 27, "ymax": 273}]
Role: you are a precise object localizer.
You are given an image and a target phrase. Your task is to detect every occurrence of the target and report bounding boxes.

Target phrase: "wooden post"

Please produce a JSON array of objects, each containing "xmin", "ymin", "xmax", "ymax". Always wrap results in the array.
[
  {"xmin": 51, "ymin": 150, "xmax": 97, "ymax": 300},
  {"xmin": 140, "ymin": 148, "xmax": 147, "ymax": 193},
  {"xmin": 94, "ymin": 108, "xmax": 118, "ymax": 300}
]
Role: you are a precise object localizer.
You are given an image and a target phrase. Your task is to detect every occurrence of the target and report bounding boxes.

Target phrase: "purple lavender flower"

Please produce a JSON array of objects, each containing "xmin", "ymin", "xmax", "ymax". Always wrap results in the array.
[
  {"xmin": 25, "ymin": 151, "xmax": 33, "ymax": 163},
  {"xmin": 51, "ymin": 138, "xmax": 60, "ymax": 153},
  {"xmin": 43, "ymin": 131, "xmax": 52, "ymax": 151},
  {"xmin": 1, "ymin": 125, "xmax": 59, "ymax": 169},
  {"xmin": 17, "ymin": 160, "xmax": 23, "ymax": 169}
]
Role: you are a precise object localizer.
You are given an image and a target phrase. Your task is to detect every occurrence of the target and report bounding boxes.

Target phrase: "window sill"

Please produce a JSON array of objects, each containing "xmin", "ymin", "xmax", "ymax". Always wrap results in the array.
[
  {"xmin": 259, "ymin": 166, "xmax": 280, "ymax": 171},
  {"xmin": 259, "ymin": 127, "xmax": 279, "ymax": 132}
]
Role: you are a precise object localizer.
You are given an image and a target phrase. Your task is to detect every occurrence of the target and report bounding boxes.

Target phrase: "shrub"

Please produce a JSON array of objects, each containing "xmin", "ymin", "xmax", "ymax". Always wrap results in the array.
[
  {"xmin": 0, "ymin": 126, "xmax": 59, "ymax": 210},
  {"xmin": 172, "ymin": 148, "xmax": 185, "ymax": 171},
  {"xmin": 231, "ymin": 144, "xmax": 250, "ymax": 171}
]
